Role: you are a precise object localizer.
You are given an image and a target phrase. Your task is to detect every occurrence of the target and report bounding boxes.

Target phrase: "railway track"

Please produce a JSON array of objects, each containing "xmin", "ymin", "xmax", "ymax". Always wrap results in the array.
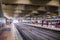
[{"xmin": 14, "ymin": 23, "xmax": 60, "ymax": 40}]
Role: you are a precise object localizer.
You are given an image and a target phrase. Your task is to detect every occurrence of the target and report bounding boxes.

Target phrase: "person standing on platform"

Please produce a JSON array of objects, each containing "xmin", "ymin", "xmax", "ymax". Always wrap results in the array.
[
  {"xmin": 46, "ymin": 21, "xmax": 49, "ymax": 27},
  {"xmin": 42, "ymin": 20, "xmax": 44, "ymax": 26}
]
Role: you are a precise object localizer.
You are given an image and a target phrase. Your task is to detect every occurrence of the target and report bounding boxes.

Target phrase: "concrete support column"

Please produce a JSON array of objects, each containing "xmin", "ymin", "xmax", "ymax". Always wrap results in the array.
[
  {"xmin": 58, "ymin": 7, "xmax": 60, "ymax": 16},
  {"xmin": 0, "ymin": 2, "xmax": 3, "ymax": 17}
]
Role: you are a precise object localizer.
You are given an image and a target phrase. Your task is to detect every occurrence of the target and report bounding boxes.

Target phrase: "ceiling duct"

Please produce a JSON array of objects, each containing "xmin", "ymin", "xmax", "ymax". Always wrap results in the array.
[
  {"xmin": 2, "ymin": 0, "xmax": 17, "ymax": 4},
  {"xmin": 30, "ymin": 0, "xmax": 51, "ymax": 4},
  {"xmin": 46, "ymin": 0, "xmax": 59, "ymax": 6},
  {"xmin": 15, "ymin": 5, "xmax": 25, "ymax": 10},
  {"xmin": 45, "ymin": 6, "xmax": 58, "ymax": 12},
  {"xmin": 32, "ymin": 11, "xmax": 38, "ymax": 13},
  {"xmin": 37, "ymin": 6, "xmax": 46, "ymax": 11},
  {"xmin": 38, "ymin": 11, "xmax": 46, "ymax": 15},
  {"xmin": 25, "ymin": 5, "xmax": 40, "ymax": 10},
  {"xmin": 14, "ymin": 10, "xmax": 22, "ymax": 13}
]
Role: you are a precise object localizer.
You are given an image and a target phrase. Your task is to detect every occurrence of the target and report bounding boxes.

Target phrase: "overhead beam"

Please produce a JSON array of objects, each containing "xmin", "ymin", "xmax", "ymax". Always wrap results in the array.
[{"xmin": 2, "ymin": 0, "xmax": 59, "ymax": 7}]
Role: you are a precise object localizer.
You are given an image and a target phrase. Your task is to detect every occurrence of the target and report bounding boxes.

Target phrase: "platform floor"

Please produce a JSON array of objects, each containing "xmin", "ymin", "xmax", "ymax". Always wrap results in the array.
[
  {"xmin": 23, "ymin": 23, "xmax": 60, "ymax": 31},
  {"xmin": 0, "ymin": 23, "xmax": 60, "ymax": 40}
]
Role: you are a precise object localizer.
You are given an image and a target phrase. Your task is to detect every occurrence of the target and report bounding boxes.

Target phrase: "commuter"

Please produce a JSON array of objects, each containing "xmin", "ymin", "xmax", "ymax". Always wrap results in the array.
[
  {"xmin": 58, "ymin": 20, "xmax": 60, "ymax": 25},
  {"xmin": 42, "ymin": 20, "xmax": 44, "ymax": 26},
  {"xmin": 35, "ymin": 21, "xmax": 38, "ymax": 24},
  {"xmin": 58, "ymin": 20, "xmax": 60, "ymax": 28},
  {"xmin": 46, "ymin": 21, "xmax": 49, "ymax": 27}
]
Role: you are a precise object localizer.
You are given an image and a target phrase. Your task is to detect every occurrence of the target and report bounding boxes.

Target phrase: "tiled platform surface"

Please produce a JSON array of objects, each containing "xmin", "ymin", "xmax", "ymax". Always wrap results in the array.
[
  {"xmin": 0, "ymin": 24, "xmax": 13, "ymax": 40},
  {"xmin": 23, "ymin": 23, "xmax": 60, "ymax": 31},
  {"xmin": 4, "ymin": 24, "xmax": 23, "ymax": 40}
]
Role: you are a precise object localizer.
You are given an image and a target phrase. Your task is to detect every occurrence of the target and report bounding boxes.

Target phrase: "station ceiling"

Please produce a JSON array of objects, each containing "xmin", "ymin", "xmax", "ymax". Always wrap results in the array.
[{"xmin": 1, "ymin": 0, "xmax": 59, "ymax": 18}]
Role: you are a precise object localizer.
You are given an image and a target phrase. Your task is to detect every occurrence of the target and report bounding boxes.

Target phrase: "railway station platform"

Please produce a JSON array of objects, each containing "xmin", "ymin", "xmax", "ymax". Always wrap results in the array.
[
  {"xmin": 23, "ymin": 23, "xmax": 60, "ymax": 31},
  {"xmin": 0, "ymin": 23, "xmax": 23, "ymax": 40}
]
